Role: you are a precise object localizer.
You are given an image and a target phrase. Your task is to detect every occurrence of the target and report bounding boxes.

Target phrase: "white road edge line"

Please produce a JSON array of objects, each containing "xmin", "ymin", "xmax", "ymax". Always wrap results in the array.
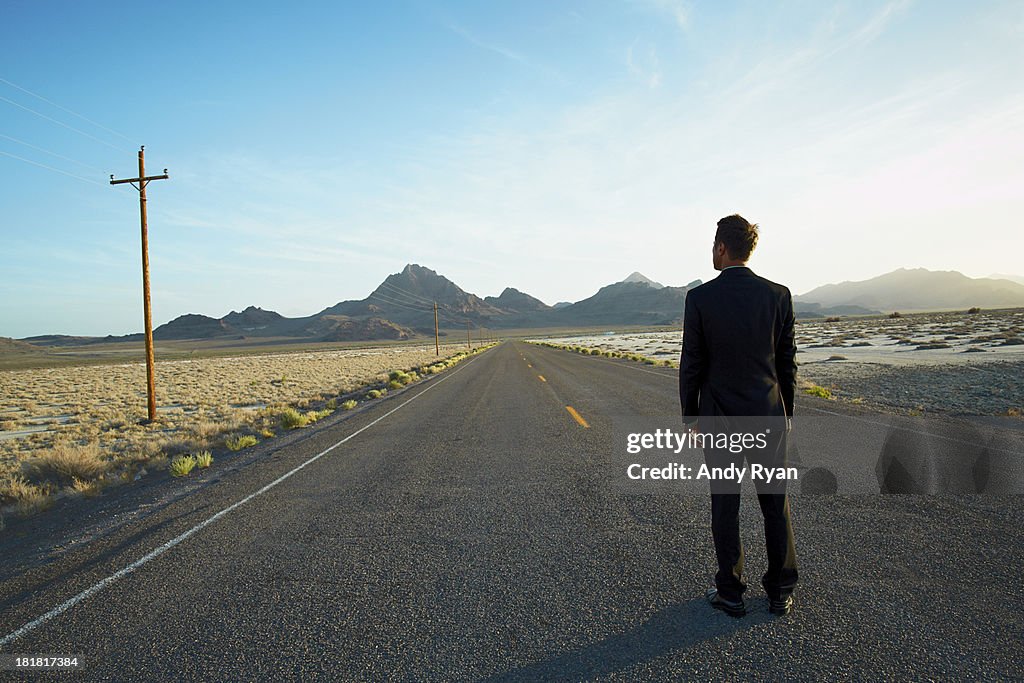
[{"xmin": 0, "ymin": 351, "xmax": 489, "ymax": 649}]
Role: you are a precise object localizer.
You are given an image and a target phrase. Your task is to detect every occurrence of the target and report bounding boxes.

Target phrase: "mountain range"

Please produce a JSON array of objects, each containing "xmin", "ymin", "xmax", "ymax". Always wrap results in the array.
[
  {"xmin": 795, "ymin": 268, "xmax": 1024, "ymax": 312},
  {"xmin": 15, "ymin": 265, "xmax": 1024, "ymax": 345},
  {"xmin": 21, "ymin": 265, "xmax": 702, "ymax": 346}
]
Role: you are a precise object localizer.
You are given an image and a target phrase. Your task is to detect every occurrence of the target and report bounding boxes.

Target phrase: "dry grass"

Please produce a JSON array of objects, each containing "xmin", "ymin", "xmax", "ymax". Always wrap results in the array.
[
  {"xmin": 0, "ymin": 473, "xmax": 53, "ymax": 515},
  {"xmin": 0, "ymin": 343, "xmax": 489, "ymax": 519},
  {"xmin": 1, "ymin": 344, "xmax": 462, "ymax": 458},
  {"xmin": 68, "ymin": 477, "xmax": 103, "ymax": 497},
  {"xmin": 21, "ymin": 440, "xmax": 109, "ymax": 487}
]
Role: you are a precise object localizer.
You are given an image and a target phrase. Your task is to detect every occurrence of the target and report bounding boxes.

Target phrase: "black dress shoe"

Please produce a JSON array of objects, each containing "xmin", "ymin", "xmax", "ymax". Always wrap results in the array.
[
  {"xmin": 768, "ymin": 595, "xmax": 794, "ymax": 616},
  {"xmin": 706, "ymin": 588, "xmax": 746, "ymax": 617}
]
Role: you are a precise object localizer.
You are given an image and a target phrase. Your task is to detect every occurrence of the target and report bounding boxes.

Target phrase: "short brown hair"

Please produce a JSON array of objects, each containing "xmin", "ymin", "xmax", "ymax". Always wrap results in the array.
[{"xmin": 715, "ymin": 214, "xmax": 759, "ymax": 261}]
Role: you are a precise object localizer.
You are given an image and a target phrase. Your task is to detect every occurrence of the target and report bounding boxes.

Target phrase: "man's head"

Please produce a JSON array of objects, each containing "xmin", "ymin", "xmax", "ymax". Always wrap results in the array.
[{"xmin": 712, "ymin": 214, "xmax": 759, "ymax": 270}]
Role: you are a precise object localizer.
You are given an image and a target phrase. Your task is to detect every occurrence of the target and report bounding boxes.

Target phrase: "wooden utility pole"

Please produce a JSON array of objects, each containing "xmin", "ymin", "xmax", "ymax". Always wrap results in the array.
[
  {"xmin": 111, "ymin": 146, "xmax": 169, "ymax": 423},
  {"xmin": 466, "ymin": 322, "xmax": 471, "ymax": 350},
  {"xmin": 433, "ymin": 302, "xmax": 439, "ymax": 356}
]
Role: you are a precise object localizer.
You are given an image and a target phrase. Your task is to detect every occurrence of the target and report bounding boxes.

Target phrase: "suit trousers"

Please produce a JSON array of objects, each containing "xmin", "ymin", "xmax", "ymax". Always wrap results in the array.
[{"xmin": 706, "ymin": 430, "xmax": 798, "ymax": 602}]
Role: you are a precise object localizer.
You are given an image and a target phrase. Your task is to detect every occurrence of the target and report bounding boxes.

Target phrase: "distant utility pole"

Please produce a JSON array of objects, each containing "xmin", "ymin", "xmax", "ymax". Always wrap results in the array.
[
  {"xmin": 467, "ymin": 322, "xmax": 471, "ymax": 350},
  {"xmin": 433, "ymin": 302, "xmax": 439, "ymax": 356},
  {"xmin": 110, "ymin": 146, "xmax": 169, "ymax": 423}
]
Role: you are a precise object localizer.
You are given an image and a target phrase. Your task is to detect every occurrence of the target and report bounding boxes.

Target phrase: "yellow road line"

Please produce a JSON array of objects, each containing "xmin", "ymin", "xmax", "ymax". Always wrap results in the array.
[
  {"xmin": 537, "ymin": 375, "xmax": 546, "ymax": 382},
  {"xmin": 566, "ymin": 405, "xmax": 590, "ymax": 428},
  {"xmin": 527, "ymin": 363, "xmax": 532, "ymax": 368}
]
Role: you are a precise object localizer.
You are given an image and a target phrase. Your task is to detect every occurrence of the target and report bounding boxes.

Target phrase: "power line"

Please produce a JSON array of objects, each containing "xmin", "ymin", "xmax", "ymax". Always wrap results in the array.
[
  {"xmin": 0, "ymin": 94, "xmax": 131, "ymax": 153},
  {"xmin": 372, "ymin": 282, "xmax": 432, "ymax": 307},
  {"xmin": 370, "ymin": 290, "xmax": 430, "ymax": 309},
  {"xmin": 376, "ymin": 280, "xmax": 479, "ymax": 323},
  {"xmin": 377, "ymin": 279, "xmax": 485, "ymax": 325},
  {"xmin": 366, "ymin": 291, "xmax": 434, "ymax": 313},
  {"xmin": 369, "ymin": 291, "xmax": 471, "ymax": 325},
  {"xmin": 435, "ymin": 307, "xmax": 476, "ymax": 327},
  {"xmin": 368, "ymin": 289, "xmax": 475, "ymax": 326},
  {"xmin": 0, "ymin": 77, "xmax": 136, "ymax": 144},
  {"xmin": 378, "ymin": 280, "xmax": 438, "ymax": 306},
  {"xmin": 0, "ymin": 132, "xmax": 107, "ymax": 173},
  {"xmin": 0, "ymin": 149, "xmax": 105, "ymax": 187}
]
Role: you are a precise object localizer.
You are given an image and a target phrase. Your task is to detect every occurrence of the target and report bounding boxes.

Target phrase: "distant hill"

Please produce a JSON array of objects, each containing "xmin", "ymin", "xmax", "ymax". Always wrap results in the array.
[
  {"xmin": 989, "ymin": 273, "xmax": 1024, "ymax": 286},
  {"xmin": 154, "ymin": 314, "xmax": 240, "ymax": 340},
  {"xmin": 621, "ymin": 272, "xmax": 664, "ymax": 289},
  {"xmin": 793, "ymin": 302, "xmax": 881, "ymax": 318},
  {"xmin": 303, "ymin": 316, "xmax": 413, "ymax": 342},
  {"xmin": 553, "ymin": 281, "xmax": 687, "ymax": 326},
  {"xmin": 320, "ymin": 264, "xmax": 506, "ymax": 331},
  {"xmin": 796, "ymin": 268, "xmax": 1024, "ymax": 312},
  {"xmin": 0, "ymin": 336, "xmax": 48, "ymax": 355},
  {"xmin": 483, "ymin": 287, "xmax": 551, "ymax": 313},
  {"xmin": 17, "ymin": 265, "xmax": 1024, "ymax": 345},
  {"xmin": 21, "ymin": 334, "xmax": 98, "ymax": 347},
  {"xmin": 222, "ymin": 306, "xmax": 285, "ymax": 331},
  {"xmin": 14, "ymin": 263, "xmax": 707, "ymax": 344}
]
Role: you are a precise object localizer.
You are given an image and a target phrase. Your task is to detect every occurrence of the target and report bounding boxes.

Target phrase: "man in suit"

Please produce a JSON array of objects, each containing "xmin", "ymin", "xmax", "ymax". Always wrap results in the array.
[{"xmin": 679, "ymin": 214, "xmax": 799, "ymax": 617}]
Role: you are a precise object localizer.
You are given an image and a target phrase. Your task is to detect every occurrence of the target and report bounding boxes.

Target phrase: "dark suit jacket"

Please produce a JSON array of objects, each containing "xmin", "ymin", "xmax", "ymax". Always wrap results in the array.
[{"xmin": 679, "ymin": 266, "xmax": 797, "ymax": 422}]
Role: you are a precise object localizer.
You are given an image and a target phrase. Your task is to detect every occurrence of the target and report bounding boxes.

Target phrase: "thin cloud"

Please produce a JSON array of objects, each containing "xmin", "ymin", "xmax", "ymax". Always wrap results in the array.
[
  {"xmin": 444, "ymin": 22, "xmax": 566, "ymax": 83},
  {"xmin": 635, "ymin": 0, "xmax": 691, "ymax": 32},
  {"xmin": 447, "ymin": 23, "xmax": 529, "ymax": 65},
  {"xmin": 719, "ymin": 1, "xmax": 913, "ymax": 107},
  {"xmin": 842, "ymin": 0, "xmax": 914, "ymax": 51},
  {"xmin": 626, "ymin": 41, "xmax": 662, "ymax": 89}
]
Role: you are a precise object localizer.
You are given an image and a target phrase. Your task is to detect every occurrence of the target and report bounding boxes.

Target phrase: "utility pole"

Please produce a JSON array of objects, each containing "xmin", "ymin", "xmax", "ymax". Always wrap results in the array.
[
  {"xmin": 111, "ymin": 146, "xmax": 169, "ymax": 423},
  {"xmin": 433, "ymin": 302, "xmax": 439, "ymax": 356},
  {"xmin": 466, "ymin": 322, "xmax": 471, "ymax": 350}
]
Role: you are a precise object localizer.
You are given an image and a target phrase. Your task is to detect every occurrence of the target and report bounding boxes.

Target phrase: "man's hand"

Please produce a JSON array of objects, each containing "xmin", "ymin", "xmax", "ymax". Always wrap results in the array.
[{"xmin": 684, "ymin": 421, "xmax": 700, "ymax": 435}]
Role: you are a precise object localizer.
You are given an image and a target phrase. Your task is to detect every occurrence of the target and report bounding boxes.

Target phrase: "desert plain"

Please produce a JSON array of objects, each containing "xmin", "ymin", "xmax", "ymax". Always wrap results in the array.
[
  {"xmin": 534, "ymin": 308, "xmax": 1024, "ymax": 417},
  {"xmin": 0, "ymin": 342, "xmax": 475, "ymax": 516}
]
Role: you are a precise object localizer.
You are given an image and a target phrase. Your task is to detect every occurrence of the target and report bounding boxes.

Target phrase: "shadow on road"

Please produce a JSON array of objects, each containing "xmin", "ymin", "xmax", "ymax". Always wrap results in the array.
[
  {"xmin": 485, "ymin": 597, "xmax": 770, "ymax": 682},
  {"xmin": 0, "ymin": 514, "xmax": 183, "ymax": 612}
]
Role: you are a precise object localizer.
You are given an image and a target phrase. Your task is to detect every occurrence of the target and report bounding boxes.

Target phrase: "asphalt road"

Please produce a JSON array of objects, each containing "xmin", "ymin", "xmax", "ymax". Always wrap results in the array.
[{"xmin": 1, "ymin": 341, "xmax": 1022, "ymax": 680}]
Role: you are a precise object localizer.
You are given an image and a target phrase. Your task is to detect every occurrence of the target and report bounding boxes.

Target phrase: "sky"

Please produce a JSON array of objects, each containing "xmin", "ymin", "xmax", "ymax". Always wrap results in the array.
[{"xmin": 2, "ymin": 0, "xmax": 1023, "ymax": 338}]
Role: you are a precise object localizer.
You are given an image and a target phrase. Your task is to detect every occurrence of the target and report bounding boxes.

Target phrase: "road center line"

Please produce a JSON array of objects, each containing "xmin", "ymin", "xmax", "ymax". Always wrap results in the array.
[
  {"xmin": 566, "ymin": 406, "xmax": 590, "ymax": 428},
  {"xmin": 537, "ymin": 375, "xmax": 546, "ymax": 382},
  {"xmin": 0, "ymin": 351, "xmax": 488, "ymax": 649}
]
